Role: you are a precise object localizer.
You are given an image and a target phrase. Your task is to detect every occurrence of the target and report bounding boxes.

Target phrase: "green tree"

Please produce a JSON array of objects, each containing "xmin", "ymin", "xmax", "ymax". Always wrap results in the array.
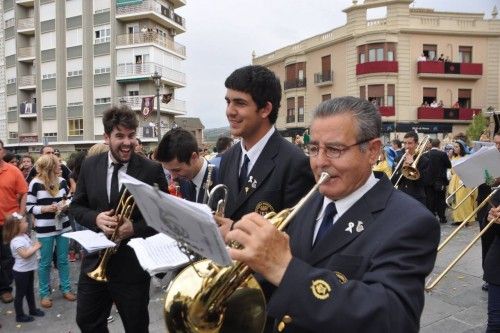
[{"xmin": 466, "ymin": 112, "xmax": 489, "ymax": 141}]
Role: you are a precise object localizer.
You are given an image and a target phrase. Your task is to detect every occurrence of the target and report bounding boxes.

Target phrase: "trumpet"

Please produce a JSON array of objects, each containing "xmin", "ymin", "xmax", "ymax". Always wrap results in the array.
[
  {"xmin": 164, "ymin": 172, "xmax": 330, "ymax": 333},
  {"xmin": 425, "ymin": 186, "xmax": 499, "ymax": 290},
  {"xmin": 207, "ymin": 184, "xmax": 228, "ymax": 217},
  {"xmin": 201, "ymin": 164, "xmax": 215, "ymax": 204},
  {"xmin": 87, "ymin": 189, "xmax": 135, "ymax": 282},
  {"xmin": 394, "ymin": 135, "xmax": 430, "ymax": 188}
]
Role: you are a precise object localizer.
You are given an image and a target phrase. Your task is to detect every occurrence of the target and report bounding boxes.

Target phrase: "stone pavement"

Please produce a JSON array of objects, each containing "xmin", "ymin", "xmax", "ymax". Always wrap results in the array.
[{"xmin": 0, "ymin": 222, "xmax": 489, "ymax": 332}]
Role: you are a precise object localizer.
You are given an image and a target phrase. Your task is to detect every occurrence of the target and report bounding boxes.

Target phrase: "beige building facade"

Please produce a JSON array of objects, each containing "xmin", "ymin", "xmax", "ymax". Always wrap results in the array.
[{"xmin": 253, "ymin": 0, "xmax": 500, "ymax": 141}]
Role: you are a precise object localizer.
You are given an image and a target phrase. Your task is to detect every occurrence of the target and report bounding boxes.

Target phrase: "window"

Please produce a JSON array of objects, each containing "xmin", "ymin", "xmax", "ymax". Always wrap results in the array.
[
  {"xmin": 67, "ymin": 70, "xmax": 83, "ymax": 77},
  {"xmin": 359, "ymin": 86, "xmax": 366, "ymax": 100},
  {"xmin": 8, "ymin": 106, "xmax": 17, "ymax": 112},
  {"xmin": 367, "ymin": 84, "xmax": 384, "ymax": 106},
  {"xmin": 422, "ymin": 87, "xmax": 437, "ymax": 106},
  {"xmin": 359, "ymin": 53, "xmax": 366, "ymax": 64},
  {"xmin": 94, "ymin": 67, "xmax": 111, "ymax": 74},
  {"xmin": 297, "ymin": 96, "xmax": 304, "ymax": 122},
  {"xmin": 9, "ymin": 132, "xmax": 18, "ymax": 139},
  {"xmin": 68, "ymin": 119, "xmax": 84, "ymax": 136},
  {"xmin": 387, "ymin": 50, "xmax": 394, "ymax": 61},
  {"xmin": 459, "ymin": 46, "xmax": 472, "ymax": 63},
  {"xmin": 458, "ymin": 89, "xmax": 472, "ymax": 108},
  {"xmin": 387, "ymin": 84, "xmax": 395, "ymax": 107},
  {"xmin": 322, "ymin": 94, "xmax": 331, "ymax": 102},
  {"xmin": 95, "ymin": 97, "xmax": 111, "ymax": 104},
  {"xmin": 423, "ymin": 44, "xmax": 437, "ymax": 61},
  {"xmin": 42, "ymin": 73, "xmax": 56, "ymax": 80},
  {"xmin": 286, "ymin": 97, "xmax": 295, "ymax": 123},
  {"xmin": 94, "ymin": 27, "xmax": 111, "ymax": 44},
  {"xmin": 7, "ymin": 78, "xmax": 16, "ymax": 84},
  {"xmin": 128, "ymin": 91, "xmax": 139, "ymax": 96},
  {"xmin": 43, "ymin": 132, "xmax": 57, "ymax": 138},
  {"xmin": 68, "ymin": 102, "xmax": 82, "ymax": 106}
]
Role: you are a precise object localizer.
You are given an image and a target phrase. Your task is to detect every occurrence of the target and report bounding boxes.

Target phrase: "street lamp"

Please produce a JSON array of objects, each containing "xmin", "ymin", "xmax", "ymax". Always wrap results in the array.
[{"xmin": 151, "ymin": 71, "xmax": 162, "ymax": 143}]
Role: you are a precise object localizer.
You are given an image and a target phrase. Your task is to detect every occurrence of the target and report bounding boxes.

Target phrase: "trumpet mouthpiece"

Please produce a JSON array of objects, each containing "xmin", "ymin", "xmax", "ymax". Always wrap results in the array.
[{"xmin": 319, "ymin": 172, "xmax": 330, "ymax": 184}]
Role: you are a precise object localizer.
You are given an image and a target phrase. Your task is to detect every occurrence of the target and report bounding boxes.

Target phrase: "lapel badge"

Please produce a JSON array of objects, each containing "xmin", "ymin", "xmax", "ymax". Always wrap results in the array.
[
  {"xmin": 248, "ymin": 176, "xmax": 257, "ymax": 189},
  {"xmin": 255, "ymin": 201, "xmax": 274, "ymax": 216},
  {"xmin": 345, "ymin": 222, "xmax": 355, "ymax": 234},
  {"xmin": 245, "ymin": 187, "xmax": 249, "ymax": 195},
  {"xmin": 356, "ymin": 221, "xmax": 364, "ymax": 233},
  {"xmin": 277, "ymin": 315, "xmax": 292, "ymax": 332},
  {"xmin": 334, "ymin": 271, "xmax": 348, "ymax": 284},
  {"xmin": 311, "ymin": 279, "xmax": 331, "ymax": 300}
]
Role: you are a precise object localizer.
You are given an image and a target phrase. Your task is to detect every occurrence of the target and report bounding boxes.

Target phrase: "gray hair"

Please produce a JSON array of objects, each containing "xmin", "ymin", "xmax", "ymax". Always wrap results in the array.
[{"xmin": 312, "ymin": 96, "xmax": 381, "ymax": 149}]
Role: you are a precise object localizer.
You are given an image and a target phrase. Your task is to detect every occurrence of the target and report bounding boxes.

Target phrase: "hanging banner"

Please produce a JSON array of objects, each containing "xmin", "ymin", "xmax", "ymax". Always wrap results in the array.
[
  {"xmin": 141, "ymin": 96, "xmax": 154, "ymax": 119},
  {"xmin": 162, "ymin": 93, "xmax": 172, "ymax": 104}
]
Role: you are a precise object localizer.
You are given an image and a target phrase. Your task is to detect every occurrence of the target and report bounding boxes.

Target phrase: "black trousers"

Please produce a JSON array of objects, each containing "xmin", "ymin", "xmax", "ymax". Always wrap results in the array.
[
  {"xmin": 425, "ymin": 186, "xmax": 447, "ymax": 220},
  {"xmin": 478, "ymin": 184, "xmax": 495, "ymax": 273},
  {"xmin": 13, "ymin": 270, "xmax": 36, "ymax": 317},
  {"xmin": 0, "ymin": 226, "xmax": 14, "ymax": 294},
  {"xmin": 76, "ymin": 273, "xmax": 151, "ymax": 333}
]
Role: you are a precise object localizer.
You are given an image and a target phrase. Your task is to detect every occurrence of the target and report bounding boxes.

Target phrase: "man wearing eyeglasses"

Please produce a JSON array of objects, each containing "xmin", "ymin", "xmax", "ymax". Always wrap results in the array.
[
  {"xmin": 26, "ymin": 146, "xmax": 71, "ymax": 184},
  {"xmin": 224, "ymin": 96, "xmax": 439, "ymax": 333}
]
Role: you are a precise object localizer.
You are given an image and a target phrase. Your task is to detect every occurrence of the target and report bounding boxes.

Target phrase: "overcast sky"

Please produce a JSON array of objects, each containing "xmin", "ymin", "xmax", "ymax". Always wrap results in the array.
[{"xmin": 174, "ymin": 0, "xmax": 499, "ymax": 129}]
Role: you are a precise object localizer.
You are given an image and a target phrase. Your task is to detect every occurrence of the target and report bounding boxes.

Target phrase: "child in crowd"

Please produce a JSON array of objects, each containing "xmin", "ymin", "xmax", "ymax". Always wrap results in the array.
[{"xmin": 3, "ymin": 213, "xmax": 45, "ymax": 322}]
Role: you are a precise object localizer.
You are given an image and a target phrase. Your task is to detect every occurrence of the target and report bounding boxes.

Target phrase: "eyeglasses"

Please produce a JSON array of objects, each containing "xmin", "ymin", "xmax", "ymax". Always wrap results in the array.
[{"xmin": 306, "ymin": 138, "xmax": 374, "ymax": 159}]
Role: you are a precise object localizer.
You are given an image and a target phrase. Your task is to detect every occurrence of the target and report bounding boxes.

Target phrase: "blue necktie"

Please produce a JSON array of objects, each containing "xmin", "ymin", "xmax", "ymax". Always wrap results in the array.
[
  {"xmin": 315, "ymin": 202, "xmax": 337, "ymax": 246},
  {"xmin": 238, "ymin": 154, "xmax": 250, "ymax": 190}
]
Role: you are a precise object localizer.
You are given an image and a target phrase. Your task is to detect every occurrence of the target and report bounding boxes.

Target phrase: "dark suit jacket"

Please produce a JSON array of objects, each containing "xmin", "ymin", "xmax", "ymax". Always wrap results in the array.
[
  {"xmin": 266, "ymin": 173, "xmax": 439, "ymax": 333},
  {"xmin": 392, "ymin": 152, "xmax": 430, "ymax": 202},
  {"xmin": 482, "ymin": 189, "xmax": 500, "ymax": 285},
  {"xmin": 70, "ymin": 152, "xmax": 168, "ymax": 283},
  {"xmin": 219, "ymin": 131, "xmax": 315, "ymax": 221},
  {"xmin": 425, "ymin": 148, "xmax": 451, "ymax": 187},
  {"xmin": 178, "ymin": 163, "xmax": 219, "ymax": 204}
]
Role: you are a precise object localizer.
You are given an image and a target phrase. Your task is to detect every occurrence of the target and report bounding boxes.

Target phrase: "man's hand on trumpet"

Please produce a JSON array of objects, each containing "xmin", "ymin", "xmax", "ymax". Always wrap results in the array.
[
  {"xmin": 96, "ymin": 209, "xmax": 118, "ymax": 236},
  {"xmin": 488, "ymin": 205, "xmax": 500, "ymax": 223}
]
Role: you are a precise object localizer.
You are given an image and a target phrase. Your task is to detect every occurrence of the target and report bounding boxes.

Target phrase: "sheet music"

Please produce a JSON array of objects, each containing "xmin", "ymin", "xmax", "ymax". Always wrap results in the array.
[
  {"xmin": 122, "ymin": 173, "xmax": 232, "ymax": 266},
  {"xmin": 128, "ymin": 233, "xmax": 189, "ymax": 275},
  {"xmin": 452, "ymin": 146, "xmax": 500, "ymax": 188},
  {"xmin": 62, "ymin": 230, "xmax": 116, "ymax": 253}
]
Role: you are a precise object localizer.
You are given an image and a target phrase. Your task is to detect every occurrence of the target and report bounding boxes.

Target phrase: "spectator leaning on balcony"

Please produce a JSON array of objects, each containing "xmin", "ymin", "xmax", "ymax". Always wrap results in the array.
[
  {"xmin": 430, "ymin": 100, "xmax": 439, "ymax": 108},
  {"xmin": 438, "ymin": 54, "xmax": 445, "ymax": 61},
  {"xmin": 417, "ymin": 53, "xmax": 427, "ymax": 61},
  {"xmin": 438, "ymin": 100, "xmax": 444, "ymax": 108}
]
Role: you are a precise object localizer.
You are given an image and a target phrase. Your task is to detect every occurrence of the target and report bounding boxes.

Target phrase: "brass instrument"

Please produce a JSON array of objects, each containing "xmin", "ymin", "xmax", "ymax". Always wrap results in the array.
[
  {"xmin": 394, "ymin": 135, "xmax": 430, "ymax": 187},
  {"xmin": 87, "ymin": 189, "xmax": 136, "ymax": 282},
  {"xmin": 445, "ymin": 182, "xmax": 479, "ymax": 210},
  {"xmin": 207, "ymin": 184, "xmax": 228, "ymax": 216},
  {"xmin": 425, "ymin": 187, "xmax": 499, "ymax": 290},
  {"xmin": 164, "ymin": 172, "xmax": 330, "ymax": 333},
  {"xmin": 202, "ymin": 164, "xmax": 215, "ymax": 204}
]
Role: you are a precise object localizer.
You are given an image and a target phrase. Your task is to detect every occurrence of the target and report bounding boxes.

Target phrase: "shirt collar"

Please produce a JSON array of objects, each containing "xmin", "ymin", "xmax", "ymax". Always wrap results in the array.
[
  {"xmin": 240, "ymin": 126, "xmax": 275, "ymax": 167},
  {"xmin": 107, "ymin": 152, "xmax": 130, "ymax": 170},
  {"xmin": 317, "ymin": 172, "xmax": 379, "ymax": 223},
  {"xmin": 192, "ymin": 158, "xmax": 208, "ymax": 189}
]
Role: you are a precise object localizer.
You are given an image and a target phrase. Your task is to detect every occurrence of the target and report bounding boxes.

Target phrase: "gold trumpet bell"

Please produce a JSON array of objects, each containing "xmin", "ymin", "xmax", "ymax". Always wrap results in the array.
[
  {"xmin": 402, "ymin": 165, "xmax": 420, "ymax": 180},
  {"xmin": 164, "ymin": 259, "xmax": 266, "ymax": 333}
]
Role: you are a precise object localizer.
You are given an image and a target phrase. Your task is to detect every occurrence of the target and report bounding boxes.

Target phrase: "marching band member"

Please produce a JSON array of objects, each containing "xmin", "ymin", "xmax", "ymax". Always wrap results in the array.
[
  {"xmin": 70, "ymin": 106, "xmax": 168, "ymax": 333},
  {"xmin": 224, "ymin": 97, "xmax": 439, "ymax": 333}
]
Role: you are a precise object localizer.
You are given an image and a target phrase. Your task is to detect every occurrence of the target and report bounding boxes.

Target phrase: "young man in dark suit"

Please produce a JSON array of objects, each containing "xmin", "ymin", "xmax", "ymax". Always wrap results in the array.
[
  {"xmin": 224, "ymin": 97, "xmax": 439, "ymax": 332},
  {"xmin": 216, "ymin": 65, "xmax": 315, "ymax": 226},
  {"xmin": 156, "ymin": 127, "xmax": 217, "ymax": 204},
  {"xmin": 70, "ymin": 106, "xmax": 168, "ymax": 333},
  {"xmin": 425, "ymin": 138, "xmax": 452, "ymax": 223}
]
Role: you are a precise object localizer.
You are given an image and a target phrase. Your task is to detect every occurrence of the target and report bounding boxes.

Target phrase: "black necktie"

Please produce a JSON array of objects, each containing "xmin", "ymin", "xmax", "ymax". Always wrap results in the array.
[
  {"xmin": 190, "ymin": 181, "xmax": 198, "ymax": 202},
  {"xmin": 110, "ymin": 163, "xmax": 123, "ymax": 208},
  {"xmin": 314, "ymin": 202, "xmax": 337, "ymax": 246},
  {"xmin": 238, "ymin": 154, "xmax": 250, "ymax": 190}
]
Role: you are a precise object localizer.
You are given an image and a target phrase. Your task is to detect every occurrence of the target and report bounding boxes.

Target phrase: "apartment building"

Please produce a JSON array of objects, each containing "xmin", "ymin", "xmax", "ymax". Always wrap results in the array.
[
  {"xmin": 2, "ymin": 0, "xmax": 187, "ymax": 153},
  {"xmin": 253, "ymin": 0, "xmax": 500, "ymax": 140}
]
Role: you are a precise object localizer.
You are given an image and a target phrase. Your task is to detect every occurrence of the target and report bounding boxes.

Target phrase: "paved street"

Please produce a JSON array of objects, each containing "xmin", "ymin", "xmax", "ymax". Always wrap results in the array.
[{"xmin": 0, "ymin": 221, "xmax": 489, "ymax": 332}]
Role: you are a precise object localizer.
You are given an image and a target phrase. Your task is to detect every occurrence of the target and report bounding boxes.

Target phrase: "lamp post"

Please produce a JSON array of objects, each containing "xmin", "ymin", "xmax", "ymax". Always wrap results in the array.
[{"xmin": 151, "ymin": 71, "xmax": 162, "ymax": 143}]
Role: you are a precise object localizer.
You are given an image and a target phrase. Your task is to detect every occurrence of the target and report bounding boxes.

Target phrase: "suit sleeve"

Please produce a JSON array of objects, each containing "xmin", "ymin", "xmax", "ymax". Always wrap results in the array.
[
  {"xmin": 69, "ymin": 159, "xmax": 100, "ymax": 232},
  {"xmin": 267, "ymin": 212, "xmax": 439, "ymax": 333}
]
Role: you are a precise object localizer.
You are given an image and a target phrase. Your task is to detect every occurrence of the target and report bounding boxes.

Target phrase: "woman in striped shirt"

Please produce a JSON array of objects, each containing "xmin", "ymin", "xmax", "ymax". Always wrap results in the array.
[{"xmin": 27, "ymin": 154, "xmax": 76, "ymax": 308}]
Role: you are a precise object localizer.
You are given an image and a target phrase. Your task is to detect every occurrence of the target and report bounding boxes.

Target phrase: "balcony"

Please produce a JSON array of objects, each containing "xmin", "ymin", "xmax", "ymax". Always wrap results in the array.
[
  {"xmin": 378, "ymin": 106, "xmax": 395, "ymax": 117},
  {"xmin": 119, "ymin": 95, "xmax": 186, "ymax": 116},
  {"xmin": 417, "ymin": 107, "xmax": 480, "ymax": 121},
  {"xmin": 417, "ymin": 61, "xmax": 482, "ymax": 80},
  {"xmin": 356, "ymin": 61, "xmax": 398, "ymax": 76},
  {"xmin": 18, "ymin": 46, "xmax": 35, "ymax": 62},
  {"xmin": 286, "ymin": 114, "xmax": 295, "ymax": 123},
  {"xmin": 19, "ymin": 133, "xmax": 38, "ymax": 143},
  {"xmin": 16, "ymin": 0, "xmax": 34, "ymax": 7},
  {"xmin": 169, "ymin": 0, "xmax": 186, "ymax": 8},
  {"xmin": 116, "ymin": 33, "xmax": 186, "ymax": 58},
  {"xmin": 116, "ymin": 62, "xmax": 186, "ymax": 87},
  {"xmin": 18, "ymin": 75, "xmax": 36, "ymax": 90},
  {"xmin": 284, "ymin": 78, "xmax": 306, "ymax": 90},
  {"xmin": 19, "ymin": 102, "xmax": 37, "ymax": 118},
  {"xmin": 17, "ymin": 17, "xmax": 35, "ymax": 35},
  {"xmin": 314, "ymin": 71, "xmax": 333, "ymax": 87},
  {"xmin": 116, "ymin": 0, "xmax": 186, "ymax": 34}
]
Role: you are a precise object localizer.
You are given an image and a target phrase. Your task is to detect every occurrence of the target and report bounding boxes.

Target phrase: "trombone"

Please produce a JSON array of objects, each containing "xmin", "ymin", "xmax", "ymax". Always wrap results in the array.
[
  {"xmin": 445, "ymin": 182, "xmax": 479, "ymax": 210},
  {"xmin": 394, "ymin": 135, "xmax": 430, "ymax": 188},
  {"xmin": 425, "ymin": 186, "xmax": 499, "ymax": 290}
]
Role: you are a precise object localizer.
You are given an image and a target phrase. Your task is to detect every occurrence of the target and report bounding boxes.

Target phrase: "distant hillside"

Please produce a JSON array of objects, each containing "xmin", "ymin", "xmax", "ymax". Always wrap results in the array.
[{"xmin": 204, "ymin": 127, "xmax": 231, "ymax": 142}]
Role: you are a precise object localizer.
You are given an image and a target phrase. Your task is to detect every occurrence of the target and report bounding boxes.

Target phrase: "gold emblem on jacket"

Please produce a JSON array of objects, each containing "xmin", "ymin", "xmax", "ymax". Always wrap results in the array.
[
  {"xmin": 255, "ymin": 201, "xmax": 274, "ymax": 216},
  {"xmin": 311, "ymin": 279, "xmax": 331, "ymax": 300}
]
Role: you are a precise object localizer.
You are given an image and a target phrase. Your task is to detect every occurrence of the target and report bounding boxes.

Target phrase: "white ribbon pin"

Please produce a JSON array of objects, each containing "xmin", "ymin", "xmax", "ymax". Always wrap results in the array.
[{"xmin": 345, "ymin": 222, "xmax": 355, "ymax": 234}]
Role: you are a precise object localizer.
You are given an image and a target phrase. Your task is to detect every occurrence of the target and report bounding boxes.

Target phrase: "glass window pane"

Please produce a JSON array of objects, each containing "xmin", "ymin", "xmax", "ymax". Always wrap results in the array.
[
  {"xmin": 369, "ymin": 49, "xmax": 376, "ymax": 62},
  {"xmin": 377, "ymin": 48, "xmax": 384, "ymax": 61}
]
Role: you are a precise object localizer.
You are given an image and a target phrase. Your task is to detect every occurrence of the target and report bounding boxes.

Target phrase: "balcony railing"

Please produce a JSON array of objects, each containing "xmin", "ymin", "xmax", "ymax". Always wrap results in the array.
[
  {"xmin": 116, "ymin": 0, "xmax": 186, "ymax": 30},
  {"xmin": 19, "ymin": 75, "xmax": 36, "ymax": 88},
  {"xmin": 298, "ymin": 113, "xmax": 304, "ymax": 122},
  {"xmin": 284, "ymin": 78, "xmax": 306, "ymax": 90},
  {"xmin": 417, "ymin": 61, "xmax": 482, "ymax": 79},
  {"xmin": 314, "ymin": 71, "xmax": 333, "ymax": 85},
  {"xmin": 356, "ymin": 61, "xmax": 398, "ymax": 75},
  {"xmin": 286, "ymin": 114, "xmax": 296, "ymax": 123},
  {"xmin": 116, "ymin": 33, "xmax": 186, "ymax": 57},
  {"xmin": 17, "ymin": 17, "xmax": 34, "ymax": 31},
  {"xmin": 116, "ymin": 62, "xmax": 186, "ymax": 86},
  {"xmin": 18, "ymin": 46, "xmax": 35, "ymax": 59},
  {"xmin": 119, "ymin": 95, "xmax": 186, "ymax": 115},
  {"xmin": 378, "ymin": 106, "xmax": 395, "ymax": 117},
  {"xmin": 417, "ymin": 107, "xmax": 480, "ymax": 121}
]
